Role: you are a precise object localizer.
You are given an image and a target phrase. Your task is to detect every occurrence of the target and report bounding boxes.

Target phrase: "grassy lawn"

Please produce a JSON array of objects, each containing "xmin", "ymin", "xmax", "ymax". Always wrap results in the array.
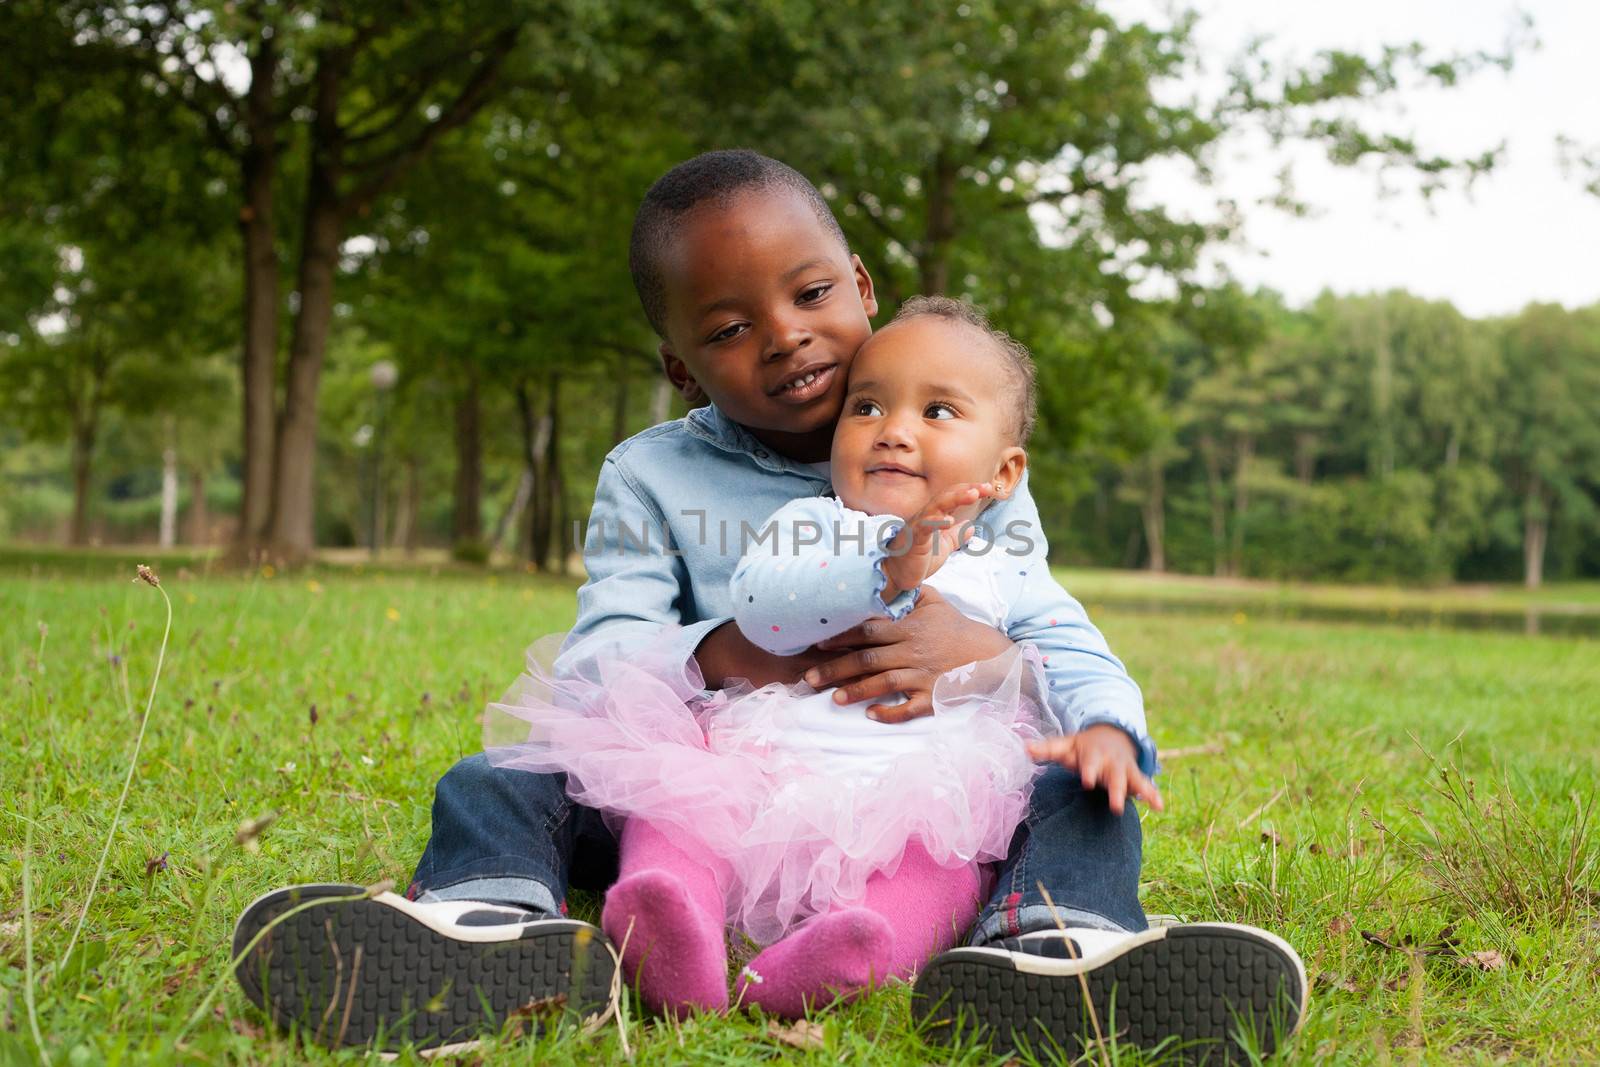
[
  {"xmin": 2, "ymin": 558, "xmax": 1597, "ymax": 1063},
  {"xmin": 1057, "ymin": 567, "xmax": 1600, "ymax": 616}
]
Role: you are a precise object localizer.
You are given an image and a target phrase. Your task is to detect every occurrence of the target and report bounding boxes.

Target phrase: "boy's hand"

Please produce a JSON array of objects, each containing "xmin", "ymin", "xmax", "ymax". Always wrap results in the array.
[
  {"xmin": 879, "ymin": 482, "xmax": 994, "ymax": 600},
  {"xmin": 802, "ymin": 587, "xmax": 1012, "ymax": 722},
  {"xmin": 697, "ymin": 621, "xmax": 833, "ymax": 689},
  {"xmin": 1026, "ymin": 724, "xmax": 1164, "ymax": 815}
]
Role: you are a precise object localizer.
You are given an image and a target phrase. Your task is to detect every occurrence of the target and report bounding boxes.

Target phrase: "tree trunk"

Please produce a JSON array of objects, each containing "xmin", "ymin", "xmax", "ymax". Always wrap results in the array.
[
  {"xmin": 236, "ymin": 31, "xmax": 280, "ymax": 559},
  {"xmin": 1140, "ymin": 456, "xmax": 1166, "ymax": 573},
  {"xmin": 550, "ymin": 379, "xmax": 567, "ymax": 574},
  {"xmin": 612, "ymin": 360, "xmax": 630, "ymax": 444},
  {"xmin": 1293, "ymin": 431, "xmax": 1317, "ymax": 486},
  {"xmin": 186, "ymin": 468, "xmax": 209, "ymax": 545},
  {"xmin": 1092, "ymin": 477, "xmax": 1111, "ymax": 557},
  {"xmin": 1524, "ymin": 517, "xmax": 1547, "ymax": 588},
  {"xmin": 266, "ymin": 194, "xmax": 341, "ymax": 560},
  {"xmin": 1373, "ymin": 325, "xmax": 1395, "ymax": 480},
  {"xmin": 1120, "ymin": 525, "xmax": 1143, "ymax": 570},
  {"xmin": 374, "ymin": 406, "xmax": 390, "ymax": 552},
  {"xmin": 396, "ymin": 455, "xmax": 420, "ymax": 555},
  {"xmin": 649, "ymin": 377, "xmax": 673, "ymax": 425},
  {"xmin": 265, "ymin": 57, "xmax": 346, "ymax": 563},
  {"xmin": 1198, "ymin": 432, "xmax": 1227, "ymax": 577},
  {"xmin": 494, "ymin": 469, "xmax": 535, "ymax": 555},
  {"xmin": 452, "ymin": 368, "xmax": 483, "ymax": 548},
  {"xmin": 1229, "ymin": 435, "xmax": 1254, "ymax": 577},
  {"xmin": 918, "ymin": 150, "xmax": 958, "ymax": 295},
  {"xmin": 159, "ymin": 416, "xmax": 179, "ymax": 548},
  {"xmin": 497, "ymin": 379, "xmax": 544, "ymax": 554},
  {"xmin": 530, "ymin": 374, "xmax": 562, "ymax": 570},
  {"xmin": 69, "ymin": 418, "xmax": 97, "ymax": 547},
  {"xmin": 1523, "ymin": 481, "xmax": 1547, "ymax": 589}
]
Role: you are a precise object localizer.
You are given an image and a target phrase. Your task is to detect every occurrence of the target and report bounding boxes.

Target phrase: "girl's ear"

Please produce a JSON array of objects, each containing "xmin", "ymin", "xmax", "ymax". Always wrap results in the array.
[
  {"xmin": 659, "ymin": 343, "xmax": 707, "ymax": 405},
  {"xmin": 991, "ymin": 447, "xmax": 1027, "ymax": 498},
  {"xmin": 850, "ymin": 254, "xmax": 879, "ymax": 319}
]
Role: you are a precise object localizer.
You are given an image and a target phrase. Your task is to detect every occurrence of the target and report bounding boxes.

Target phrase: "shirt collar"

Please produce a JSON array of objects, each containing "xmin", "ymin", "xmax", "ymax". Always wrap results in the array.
[{"xmin": 683, "ymin": 403, "xmax": 826, "ymax": 479}]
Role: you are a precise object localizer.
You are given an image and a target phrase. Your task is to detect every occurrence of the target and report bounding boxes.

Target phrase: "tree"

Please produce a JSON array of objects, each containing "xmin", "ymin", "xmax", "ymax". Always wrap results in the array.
[
  {"xmin": 0, "ymin": 236, "xmax": 232, "ymax": 543},
  {"xmin": 19, "ymin": 0, "xmax": 625, "ymax": 561},
  {"xmin": 663, "ymin": 0, "xmax": 1515, "ymax": 464},
  {"xmin": 1099, "ymin": 288, "xmax": 1517, "ymax": 583},
  {"xmin": 0, "ymin": 21, "xmax": 239, "ymax": 545},
  {"xmin": 351, "ymin": 88, "xmax": 680, "ymax": 565},
  {"xmin": 4, "ymin": 0, "xmax": 1540, "ymax": 569},
  {"xmin": 1496, "ymin": 304, "xmax": 1600, "ymax": 587},
  {"xmin": 1305, "ymin": 292, "xmax": 1503, "ymax": 566},
  {"xmin": 1113, "ymin": 285, "xmax": 1276, "ymax": 573}
]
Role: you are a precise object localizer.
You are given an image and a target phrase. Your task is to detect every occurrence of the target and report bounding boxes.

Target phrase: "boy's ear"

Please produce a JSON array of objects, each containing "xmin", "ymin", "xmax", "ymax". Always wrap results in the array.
[
  {"xmin": 850, "ymin": 254, "xmax": 879, "ymax": 319},
  {"xmin": 659, "ymin": 343, "xmax": 707, "ymax": 405},
  {"xmin": 992, "ymin": 447, "xmax": 1027, "ymax": 499}
]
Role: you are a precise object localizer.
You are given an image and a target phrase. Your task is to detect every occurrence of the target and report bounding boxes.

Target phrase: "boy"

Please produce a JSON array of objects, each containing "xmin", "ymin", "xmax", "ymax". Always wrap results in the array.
[{"xmin": 235, "ymin": 151, "xmax": 1304, "ymax": 1059}]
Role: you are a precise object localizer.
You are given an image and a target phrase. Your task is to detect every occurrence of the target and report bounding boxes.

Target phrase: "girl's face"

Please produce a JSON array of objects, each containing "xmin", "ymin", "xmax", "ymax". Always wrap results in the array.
[{"xmin": 830, "ymin": 315, "xmax": 1027, "ymax": 521}]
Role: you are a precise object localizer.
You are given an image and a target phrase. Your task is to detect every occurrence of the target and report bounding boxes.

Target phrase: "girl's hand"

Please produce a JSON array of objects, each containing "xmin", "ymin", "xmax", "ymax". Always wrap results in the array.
[
  {"xmin": 880, "ymin": 482, "xmax": 995, "ymax": 600},
  {"xmin": 1027, "ymin": 725, "xmax": 1164, "ymax": 815}
]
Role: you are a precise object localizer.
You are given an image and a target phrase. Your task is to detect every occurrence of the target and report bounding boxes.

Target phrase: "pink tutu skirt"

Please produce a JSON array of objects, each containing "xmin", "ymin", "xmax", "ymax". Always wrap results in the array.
[{"xmin": 484, "ymin": 629, "xmax": 1048, "ymax": 944}]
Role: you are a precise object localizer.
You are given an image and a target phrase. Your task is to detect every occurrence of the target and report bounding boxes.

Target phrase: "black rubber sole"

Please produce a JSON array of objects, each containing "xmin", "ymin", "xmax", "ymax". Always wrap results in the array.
[
  {"xmin": 232, "ymin": 884, "xmax": 616, "ymax": 1052},
  {"xmin": 911, "ymin": 926, "xmax": 1305, "ymax": 1064}
]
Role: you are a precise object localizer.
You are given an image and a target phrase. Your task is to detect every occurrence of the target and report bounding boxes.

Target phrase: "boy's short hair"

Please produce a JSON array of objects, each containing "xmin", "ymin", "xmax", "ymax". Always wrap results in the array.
[
  {"xmin": 892, "ymin": 295, "xmax": 1038, "ymax": 445},
  {"xmin": 629, "ymin": 149, "xmax": 849, "ymax": 338}
]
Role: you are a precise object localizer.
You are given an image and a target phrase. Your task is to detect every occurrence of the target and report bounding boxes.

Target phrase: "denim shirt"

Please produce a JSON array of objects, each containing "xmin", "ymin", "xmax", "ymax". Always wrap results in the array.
[{"xmin": 556, "ymin": 403, "xmax": 1155, "ymax": 774}]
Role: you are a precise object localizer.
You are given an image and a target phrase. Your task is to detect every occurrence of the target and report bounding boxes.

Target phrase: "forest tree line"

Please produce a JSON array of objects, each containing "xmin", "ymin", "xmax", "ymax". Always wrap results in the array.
[{"xmin": 2, "ymin": 1, "xmax": 1594, "ymax": 585}]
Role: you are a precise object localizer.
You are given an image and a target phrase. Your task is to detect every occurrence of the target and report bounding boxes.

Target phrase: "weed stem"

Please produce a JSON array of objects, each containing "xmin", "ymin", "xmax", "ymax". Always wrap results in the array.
[
  {"xmin": 23, "ymin": 787, "xmax": 53, "ymax": 1066},
  {"xmin": 60, "ymin": 575, "xmax": 173, "ymax": 969}
]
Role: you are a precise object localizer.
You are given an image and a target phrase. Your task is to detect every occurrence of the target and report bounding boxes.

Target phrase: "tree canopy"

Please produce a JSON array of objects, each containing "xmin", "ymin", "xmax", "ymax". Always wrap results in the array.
[{"xmin": 3, "ymin": 0, "xmax": 1592, "ymax": 586}]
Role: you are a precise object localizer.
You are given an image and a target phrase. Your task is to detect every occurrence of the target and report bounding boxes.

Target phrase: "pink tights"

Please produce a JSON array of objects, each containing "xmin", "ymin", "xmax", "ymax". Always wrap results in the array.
[{"xmin": 600, "ymin": 819, "xmax": 982, "ymax": 1018}]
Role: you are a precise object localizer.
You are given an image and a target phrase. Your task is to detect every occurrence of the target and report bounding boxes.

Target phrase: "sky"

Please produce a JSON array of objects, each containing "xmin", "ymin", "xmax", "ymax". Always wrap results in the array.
[{"xmin": 1110, "ymin": 0, "xmax": 1600, "ymax": 317}]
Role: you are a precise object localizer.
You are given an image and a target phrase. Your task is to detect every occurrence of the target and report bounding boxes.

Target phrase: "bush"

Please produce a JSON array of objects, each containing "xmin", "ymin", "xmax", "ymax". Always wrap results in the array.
[
  {"xmin": 1162, "ymin": 472, "xmax": 1461, "ymax": 584},
  {"xmin": 0, "ymin": 481, "xmax": 73, "ymax": 540}
]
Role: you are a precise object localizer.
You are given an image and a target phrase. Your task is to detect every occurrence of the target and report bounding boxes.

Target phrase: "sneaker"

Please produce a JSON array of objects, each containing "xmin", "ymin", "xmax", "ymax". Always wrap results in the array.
[
  {"xmin": 912, "ymin": 922, "xmax": 1307, "ymax": 1063},
  {"xmin": 232, "ymin": 884, "xmax": 618, "ymax": 1053}
]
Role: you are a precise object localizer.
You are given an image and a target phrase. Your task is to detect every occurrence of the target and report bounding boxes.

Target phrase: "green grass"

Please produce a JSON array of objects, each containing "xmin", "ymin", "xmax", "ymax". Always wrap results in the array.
[
  {"xmin": 2, "ymin": 560, "xmax": 1597, "ymax": 1064},
  {"xmin": 1057, "ymin": 567, "xmax": 1600, "ymax": 615}
]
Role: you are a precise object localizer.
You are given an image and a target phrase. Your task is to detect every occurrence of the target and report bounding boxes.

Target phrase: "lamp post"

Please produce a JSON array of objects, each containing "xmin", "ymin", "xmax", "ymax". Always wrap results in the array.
[{"xmin": 368, "ymin": 360, "xmax": 398, "ymax": 559}]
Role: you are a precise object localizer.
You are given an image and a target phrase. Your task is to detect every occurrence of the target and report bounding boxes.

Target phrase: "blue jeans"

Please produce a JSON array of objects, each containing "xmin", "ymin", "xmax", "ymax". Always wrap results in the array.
[
  {"xmin": 409, "ymin": 757, "xmax": 1146, "ymax": 943},
  {"xmin": 408, "ymin": 754, "xmax": 618, "ymax": 917},
  {"xmin": 968, "ymin": 765, "xmax": 1148, "ymax": 942}
]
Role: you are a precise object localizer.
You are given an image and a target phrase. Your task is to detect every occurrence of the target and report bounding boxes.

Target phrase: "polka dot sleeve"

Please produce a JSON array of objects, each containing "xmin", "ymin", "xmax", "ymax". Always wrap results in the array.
[{"xmin": 729, "ymin": 496, "xmax": 916, "ymax": 656}]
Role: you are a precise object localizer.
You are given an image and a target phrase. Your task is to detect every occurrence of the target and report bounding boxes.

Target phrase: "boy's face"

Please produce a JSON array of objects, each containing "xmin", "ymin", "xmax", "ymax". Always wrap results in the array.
[
  {"xmin": 657, "ymin": 188, "xmax": 877, "ymax": 462},
  {"xmin": 830, "ymin": 315, "xmax": 1027, "ymax": 521}
]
